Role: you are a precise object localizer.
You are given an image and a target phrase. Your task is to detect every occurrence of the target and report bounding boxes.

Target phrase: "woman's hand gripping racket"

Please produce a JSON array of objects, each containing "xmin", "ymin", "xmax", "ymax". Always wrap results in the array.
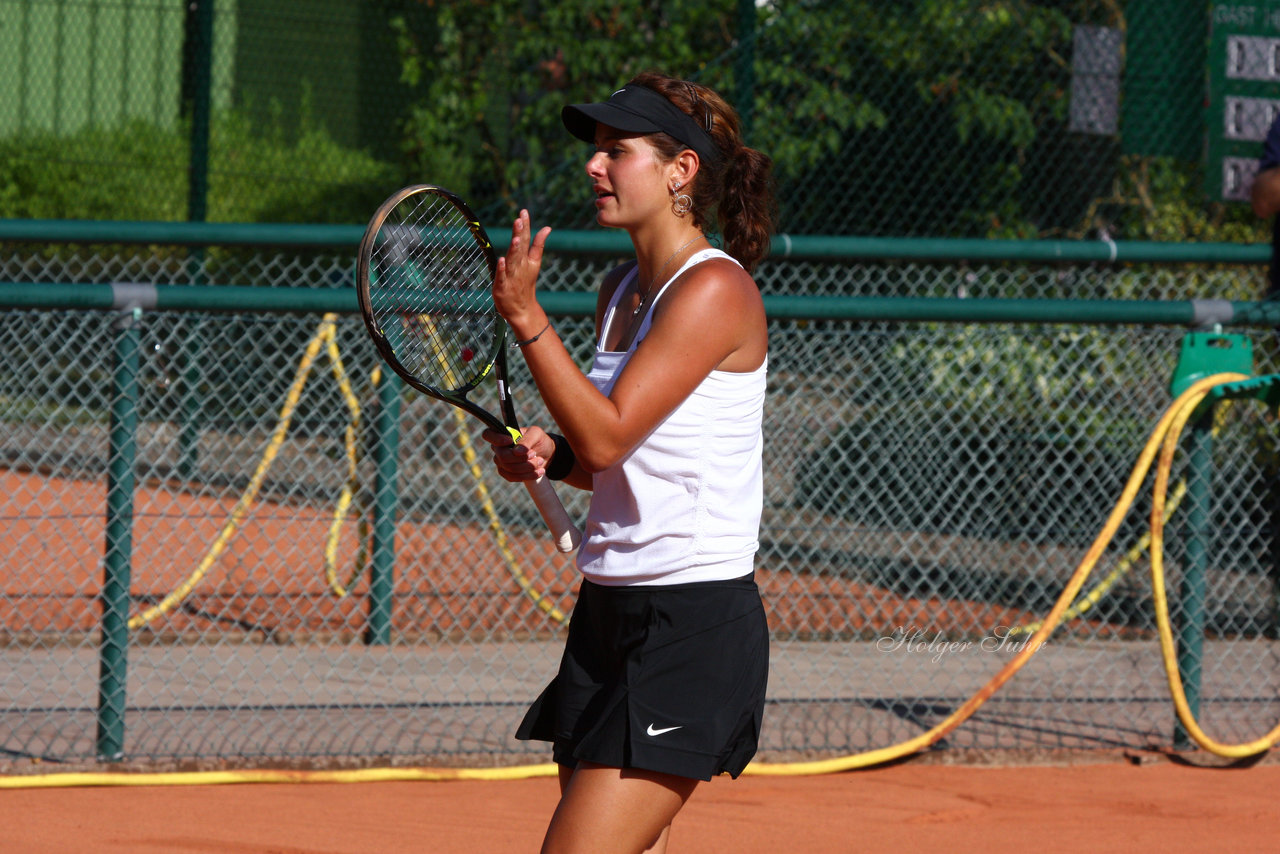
[{"xmin": 356, "ymin": 185, "xmax": 582, "ymax": 553}]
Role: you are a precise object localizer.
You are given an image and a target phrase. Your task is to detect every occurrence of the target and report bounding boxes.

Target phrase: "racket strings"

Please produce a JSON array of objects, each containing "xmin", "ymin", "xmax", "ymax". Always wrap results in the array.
[{"xmin": 369, "ymin": 191, "xmax": 498, "ymax": 393}]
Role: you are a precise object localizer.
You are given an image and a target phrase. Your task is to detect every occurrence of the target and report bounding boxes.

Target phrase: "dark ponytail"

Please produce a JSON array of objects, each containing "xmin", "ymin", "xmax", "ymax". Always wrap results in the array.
[
  {"xmin": 718, "ymin": 144, "xmax": 775, "ymax": 272},
  {"xmin": 627, "ymin": 71, "xmax": 776, "ymax": 272}
]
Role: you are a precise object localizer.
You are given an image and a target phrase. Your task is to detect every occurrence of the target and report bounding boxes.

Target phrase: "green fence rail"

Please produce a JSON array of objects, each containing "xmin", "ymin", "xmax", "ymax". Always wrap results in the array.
[
  {"xmin": 2, "ymin": 219, "xmax": 1275, "ymax": 264},
  {"xmin": 5, "ymin": 281, "xmax": 1280, "ymax": 328}
]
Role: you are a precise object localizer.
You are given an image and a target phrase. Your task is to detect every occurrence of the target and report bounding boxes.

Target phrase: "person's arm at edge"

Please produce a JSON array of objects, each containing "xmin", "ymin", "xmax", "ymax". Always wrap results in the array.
[
  {"xmin": 1252, "ymin": 165, "xmax": 1280, "ymax": 219},
  {"xmin": 1253, "ymin": 116, "xmax": 1280, "ymax": 219}
]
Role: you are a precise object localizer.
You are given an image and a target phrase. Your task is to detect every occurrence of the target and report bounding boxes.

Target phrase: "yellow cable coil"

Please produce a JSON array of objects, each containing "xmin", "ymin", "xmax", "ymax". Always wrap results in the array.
[
  {"xmin": 446, "ymin": 406, "xmax": 568, "ymax": 623},
  {"xmin": 1006, "ymin": 466, "xmax": 1189, "ymax": 637},
  {"xmin": 11, "ymin": 373, "xmax": 1274, "ymax": 788},
  {"xmin": 1150, "ymin": 376, "xmax": 1280, "ymax": 758},
  {"xmin": 130, "ymin": 314, "xmax": 370, "ymax": 629},
  {"xmin": 1008, "ymin": 405, "xmax": 1228, "ymax": 638},
  {"xmin": 742, "ymin": 371, "xmax": 1273, "ymax": 775},
  {"xmin": 134, "ymin": 310, "xmax": 564, "ymax": 622},
  {"xmin": 322, "ymin": 328, "xmax": 375, "ymax": 598}
]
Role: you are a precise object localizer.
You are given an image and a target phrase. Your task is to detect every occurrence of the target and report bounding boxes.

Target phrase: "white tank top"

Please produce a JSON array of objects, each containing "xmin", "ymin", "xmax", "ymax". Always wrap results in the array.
[{"xmin": 576, "ymin": 248, "xmax": 766, "ymax": 586}]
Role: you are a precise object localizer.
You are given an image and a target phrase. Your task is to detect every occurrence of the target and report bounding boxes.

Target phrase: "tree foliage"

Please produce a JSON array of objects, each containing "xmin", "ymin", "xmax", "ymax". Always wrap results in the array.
[
  {"xmin": 388, "ymin": 0, "xmax": 735, "ymax": 222},
  {"xmin": 385, "ymin": 1, "xmax": 1088, "ymax": 236},
  {"xmin": 3, "ymin": 0, "xmax": 1267, "ymax": 252},
  {"xmin": 383, "ymin": 0, "xmax": 1265, "ymax": 248}
]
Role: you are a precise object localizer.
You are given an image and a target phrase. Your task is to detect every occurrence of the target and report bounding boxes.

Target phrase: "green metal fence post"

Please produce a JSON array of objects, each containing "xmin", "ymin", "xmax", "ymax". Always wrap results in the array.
[
  {"xmin": 177, "ymin": 0, "xmax": 214, "ymax": 478},
  {"xmin": 365, "ymin": 372, "xmax": 403, "ymax": 646},
  {"xmin": 1173, "ymin": 408, "xmax": 1214, "ymax": 750},
  {"xmin": 183, "ymin": 0, "xmax": 214, "ymax": 226},
  {"xmin": 97, "ymin": 308, "xmax": 142, "ymax": 761},
  {"xmin": 735, "ymin": 0, "xmax": 757, "ymax": 139}
]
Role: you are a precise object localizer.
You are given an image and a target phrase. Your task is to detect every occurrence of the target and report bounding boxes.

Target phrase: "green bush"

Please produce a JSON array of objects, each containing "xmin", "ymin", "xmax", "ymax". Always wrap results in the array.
[
  {"xmin": 0, "ymin": 110, "xmax": 399, "ymax": 224},
  {"xmin": 0, "ymin": 121, "xmax": 188, "ymax": 221}
]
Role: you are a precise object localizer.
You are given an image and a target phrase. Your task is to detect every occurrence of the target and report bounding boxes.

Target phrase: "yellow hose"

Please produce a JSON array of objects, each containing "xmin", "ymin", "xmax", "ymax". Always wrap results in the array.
[
  {"xmin": 0, "ymin": 764, "xmax": 559, "ymax": 789},
  {"xmin": 131, "ymin": 315, "xmax": 372, "ymax": 628},
  {"xmin": 12, "ymin": 371, "xmax": 1272, "ymax": 788},
  {"xmin": 414, "ymin": 310, "xmax": 569, "ymax": 624},
  {"xmin": 741, "ymin": 371, "xmax": 1275, "ymax": 776},
  {"xmin": 448, "ymin": 405, "xmax": 568, "ymax": 623},
  {"xmin": 1149, "ymin": 378, "xmax": 1280, "ymax": 758},
  {"xmin": 135, "ymin": 307, "xmax": 567, "ymax": 624},
  {"xmin": 322, "ymin": 340, "xmax": 375, "ymax": 599},
  {"xmin": 1008, "ymin": 405, "xmax": 1228, "ymax": 638},
  {"xmin": 1006, "ymin": 466, "xmax": 1188, "ymax": 637}
]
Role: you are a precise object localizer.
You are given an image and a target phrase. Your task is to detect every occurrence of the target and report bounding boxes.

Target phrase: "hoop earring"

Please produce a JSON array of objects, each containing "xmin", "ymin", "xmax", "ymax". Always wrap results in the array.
[{"xmin": 671, "ymin": 185, "xmax": 693, "ymax": 217}]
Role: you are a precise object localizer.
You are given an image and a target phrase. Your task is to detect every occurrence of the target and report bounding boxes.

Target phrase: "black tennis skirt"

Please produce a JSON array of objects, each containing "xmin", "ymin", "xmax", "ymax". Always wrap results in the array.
[{"xmin": 516, "ymin": 573, "xmax": 769, "ymax": 781}]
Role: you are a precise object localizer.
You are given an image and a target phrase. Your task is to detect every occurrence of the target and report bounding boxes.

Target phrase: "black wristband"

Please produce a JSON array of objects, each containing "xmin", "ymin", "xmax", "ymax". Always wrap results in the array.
[{"xmin": 545, "ymin": 433, "xmax": 576, "ymax": 481}]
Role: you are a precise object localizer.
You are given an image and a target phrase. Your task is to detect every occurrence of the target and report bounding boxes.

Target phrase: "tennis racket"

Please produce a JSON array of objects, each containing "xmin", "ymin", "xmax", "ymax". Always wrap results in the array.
[{"xmin": 356, "ymin": 184, "xmax": 581, "ymax": 553}]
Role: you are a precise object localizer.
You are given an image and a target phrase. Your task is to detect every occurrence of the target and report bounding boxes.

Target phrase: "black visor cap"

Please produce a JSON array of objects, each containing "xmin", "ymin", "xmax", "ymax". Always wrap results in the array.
[{"xmin": 561, "ymin": 85, "xmax": 719, "ymax": 165}]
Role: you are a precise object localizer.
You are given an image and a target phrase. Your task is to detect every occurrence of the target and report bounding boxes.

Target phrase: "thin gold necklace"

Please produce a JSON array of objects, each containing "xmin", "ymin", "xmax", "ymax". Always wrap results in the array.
[{"xmin": 633, "ymin": 233, "xmax": 704, "ymax": 316}]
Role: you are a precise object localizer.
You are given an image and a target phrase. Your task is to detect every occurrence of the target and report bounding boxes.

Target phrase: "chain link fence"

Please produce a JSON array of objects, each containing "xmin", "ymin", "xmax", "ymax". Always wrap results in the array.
[
  {"xmin": 3, "ymin": 0, "xmax": 1280, "ymax": 773},
  {"xmin": 1, "ymin": 1, "xmax": 1276, "ymax": 244},
  {"xmin": 1, "ymin": 239, "xmax": 1278, "ymax": 771}
]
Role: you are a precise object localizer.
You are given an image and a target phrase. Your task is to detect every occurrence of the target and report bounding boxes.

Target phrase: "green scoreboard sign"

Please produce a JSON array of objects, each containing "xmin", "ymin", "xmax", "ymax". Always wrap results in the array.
[{"xmin": 1209, "ymin": 2, "xmax": 1280, "ymax": 201}]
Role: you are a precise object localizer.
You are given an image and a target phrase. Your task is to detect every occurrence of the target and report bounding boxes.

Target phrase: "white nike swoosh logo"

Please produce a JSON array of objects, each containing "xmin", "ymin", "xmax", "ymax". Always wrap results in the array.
[{"xmin": 646, "ymin": 724, "xmax": 683, "ymax": 736}]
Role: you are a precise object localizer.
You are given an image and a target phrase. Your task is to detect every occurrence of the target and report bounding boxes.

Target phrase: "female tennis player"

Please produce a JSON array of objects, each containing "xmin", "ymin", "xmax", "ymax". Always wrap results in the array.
[{"xmin": 484, "ymin": 71, "xmax": 774, "ymax": 854}]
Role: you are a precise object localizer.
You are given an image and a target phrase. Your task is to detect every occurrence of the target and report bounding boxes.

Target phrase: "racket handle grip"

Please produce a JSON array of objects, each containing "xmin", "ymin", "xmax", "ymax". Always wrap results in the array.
[{"xmin": 525, "ymin": 476, "xmax": 582, "ymax": 554}]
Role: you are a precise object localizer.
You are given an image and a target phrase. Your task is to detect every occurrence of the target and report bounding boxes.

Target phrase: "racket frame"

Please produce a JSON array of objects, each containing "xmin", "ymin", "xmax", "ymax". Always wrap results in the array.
[{"xmin": 356, "ymin": 184, "xmax": 581, "ymax": 553}]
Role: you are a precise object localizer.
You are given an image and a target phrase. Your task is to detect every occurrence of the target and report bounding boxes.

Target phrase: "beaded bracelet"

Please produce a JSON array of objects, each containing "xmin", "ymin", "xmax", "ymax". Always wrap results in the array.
[{"xmin": 513, "ymin": 321, "xmax": 551, "ymax": 348}]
